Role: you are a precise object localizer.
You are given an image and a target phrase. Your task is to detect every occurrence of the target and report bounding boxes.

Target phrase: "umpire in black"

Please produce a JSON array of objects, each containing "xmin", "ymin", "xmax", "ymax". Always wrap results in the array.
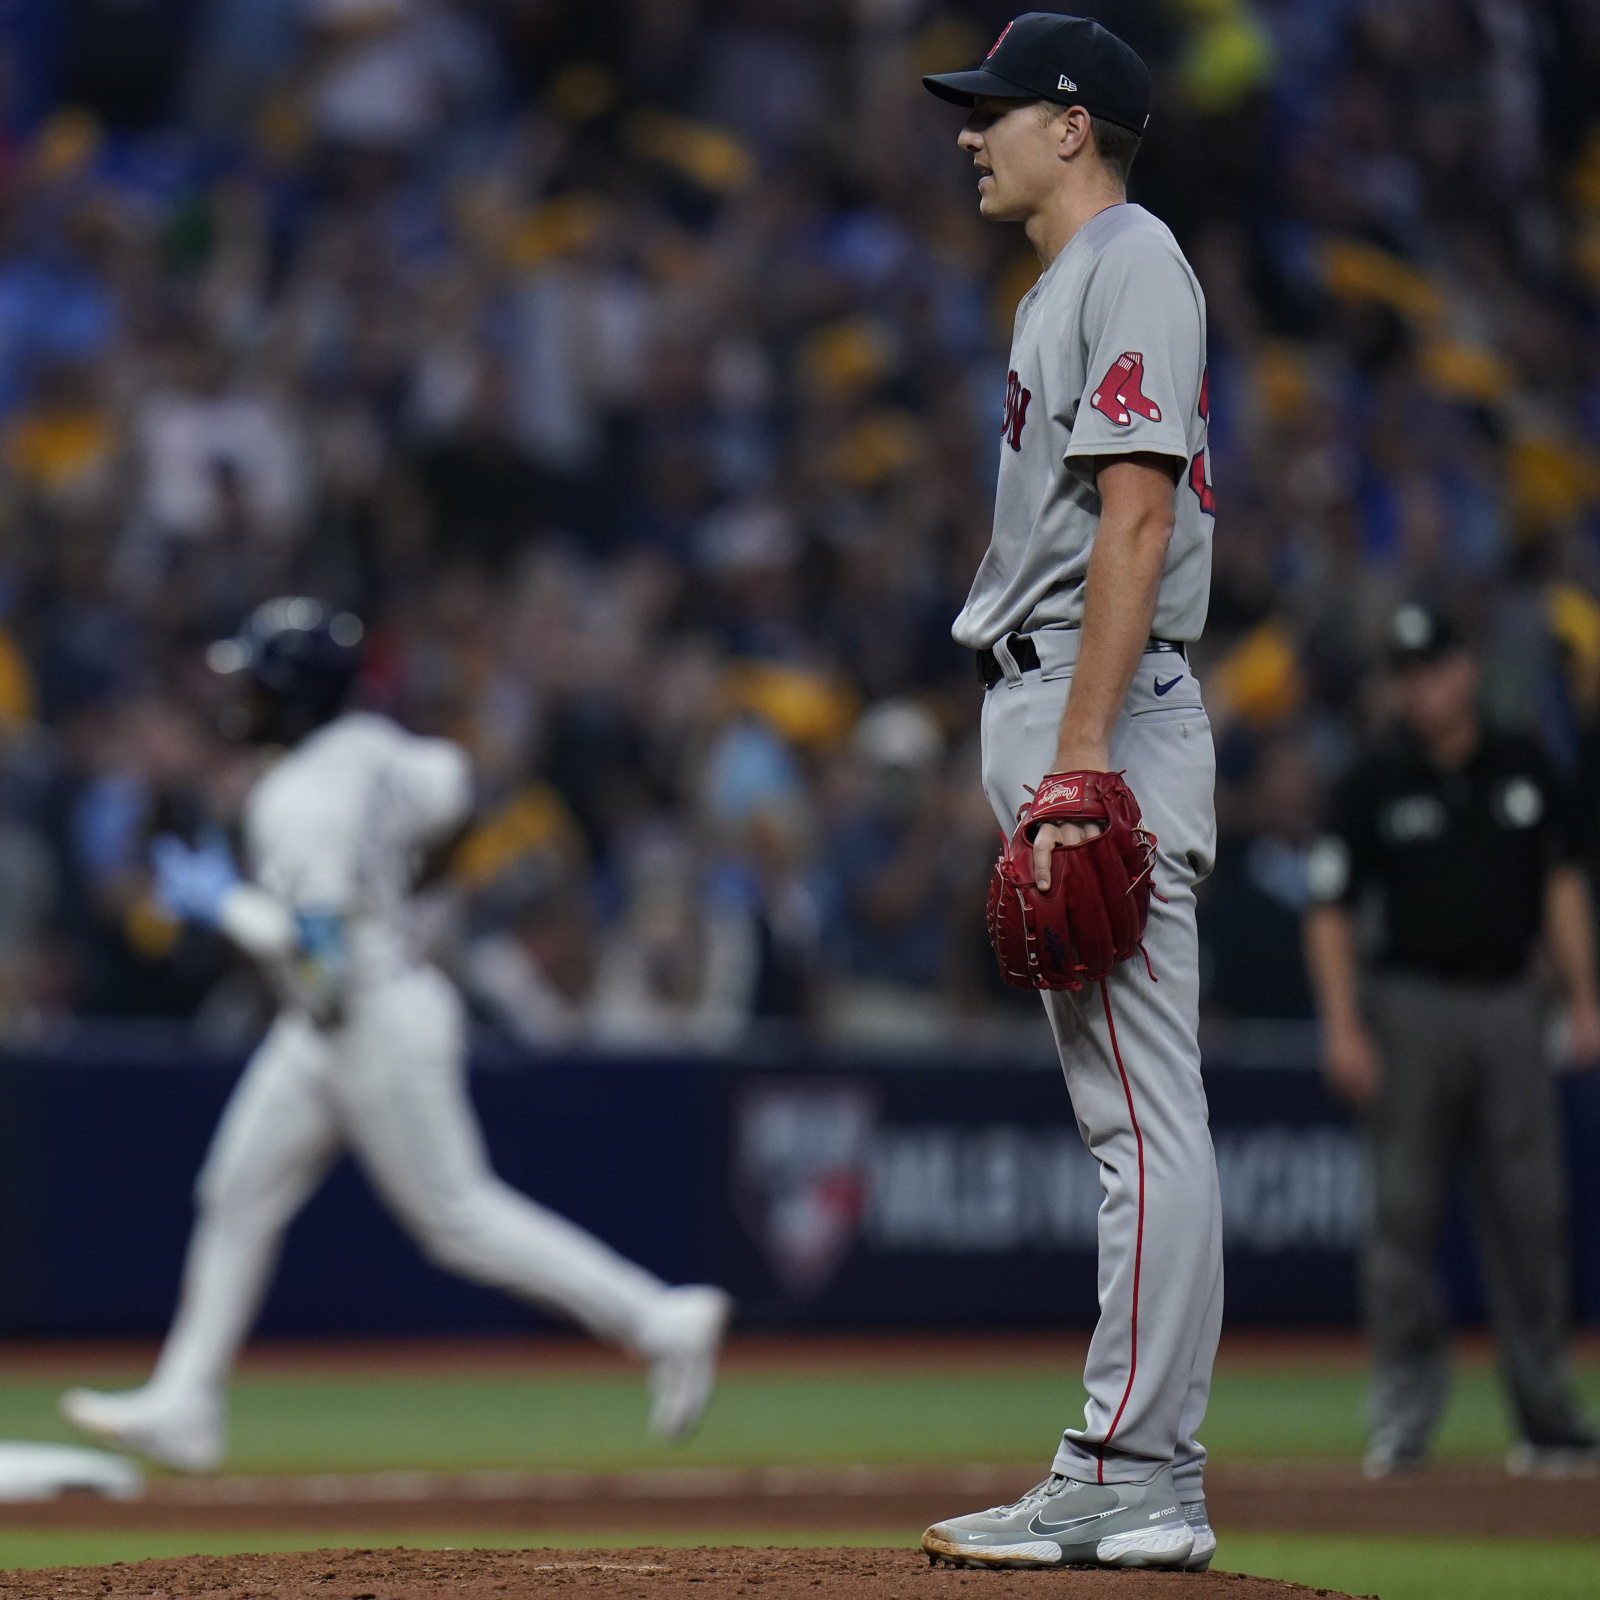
[{"xmin": 1302, "ymin": 603, "xmax": 1600, "ymax": 1478}]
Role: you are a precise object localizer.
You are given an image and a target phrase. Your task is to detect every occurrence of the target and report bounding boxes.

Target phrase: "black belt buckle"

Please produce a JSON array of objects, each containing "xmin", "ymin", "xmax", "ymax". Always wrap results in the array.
[
  {"xmin": 1010, "ymin": 633, "xmax": 1041, "ymax": 672},
  {"xmin": 975, "ymin": 632, "xmax": 1039, "ymax": 688}
]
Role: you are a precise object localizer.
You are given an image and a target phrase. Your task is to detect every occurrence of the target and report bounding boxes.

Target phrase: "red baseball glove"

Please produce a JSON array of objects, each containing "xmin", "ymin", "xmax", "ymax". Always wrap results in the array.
[{"xmin": 986, "ymin": 770, "xmax": 1158, "ymax": 991}]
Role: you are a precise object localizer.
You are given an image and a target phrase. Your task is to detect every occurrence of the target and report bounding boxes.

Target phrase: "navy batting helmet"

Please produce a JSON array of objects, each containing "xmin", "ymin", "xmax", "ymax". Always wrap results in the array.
[{"xmin": 207, "ymin": 597, "xmax": 364, "ymax": 739}]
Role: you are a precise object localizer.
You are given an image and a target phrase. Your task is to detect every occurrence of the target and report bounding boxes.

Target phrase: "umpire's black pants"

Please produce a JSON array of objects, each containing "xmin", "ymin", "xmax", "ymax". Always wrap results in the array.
[{"xmin": 1363, "ymin": 972, "xmax": 1591, "ymax": 1460}]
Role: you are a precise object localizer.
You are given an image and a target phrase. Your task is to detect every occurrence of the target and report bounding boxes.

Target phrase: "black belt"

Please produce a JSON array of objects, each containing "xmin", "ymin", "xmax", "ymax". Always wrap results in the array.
[{"xmin": 975, "ymin": 631, "xmax": 1186, "ymax": 689}]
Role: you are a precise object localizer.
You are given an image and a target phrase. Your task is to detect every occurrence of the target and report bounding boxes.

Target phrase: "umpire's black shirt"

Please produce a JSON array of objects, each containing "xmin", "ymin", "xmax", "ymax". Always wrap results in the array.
[{"xmin": 1309, "ymin": 727, "xmax": 1572, "ymax": 982}]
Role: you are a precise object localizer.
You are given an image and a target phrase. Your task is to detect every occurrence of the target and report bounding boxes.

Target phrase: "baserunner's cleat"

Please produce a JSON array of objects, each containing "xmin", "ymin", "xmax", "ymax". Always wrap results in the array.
[
  {"xmin": 640, "ymin": 1285, "xmax": 733, "ymax": 1442},
  {"xmin": 60, "ymin": 1385, "xmax": 223, "ymax": 1473},
  {"xmin": 921, "ymin": 1466, "xmax": 1194, "ymax": 1570},
  {"xmin": 1181, "ymin": 1500, "xmax": 1216, "ymax": 1570}
]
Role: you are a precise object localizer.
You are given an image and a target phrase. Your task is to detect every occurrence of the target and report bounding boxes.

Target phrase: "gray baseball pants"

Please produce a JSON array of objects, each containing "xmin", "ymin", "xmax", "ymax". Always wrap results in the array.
[
  {"xmin": 1363, "ymin": 972, "xmax": 1593, "ymax": 1458},
  {"xmin": 980, "ymin": 630, "xmax": 1223, "ymax": 1501}
]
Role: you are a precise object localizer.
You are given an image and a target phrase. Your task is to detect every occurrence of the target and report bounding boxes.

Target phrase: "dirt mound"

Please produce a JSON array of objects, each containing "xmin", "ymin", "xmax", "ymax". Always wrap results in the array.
[{"xmin": 0, "ymin": 1546, "xmax": 1364, "ymax": 1600}]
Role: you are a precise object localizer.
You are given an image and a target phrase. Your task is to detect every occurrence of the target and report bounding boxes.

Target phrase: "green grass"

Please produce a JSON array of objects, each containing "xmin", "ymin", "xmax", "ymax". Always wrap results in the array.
[
  {"xmin": 1215, "ymin": 1531, "xmax": 1600, "ymax": 1600},
  {"xmin": 2, "ymin": 1374, "xmax": 1072, "ymax": 1473},
  {"xmin": 5, "ymin": 1364, "xmax": 1596, "ymax": 1475},
  {"xmin": 1198, "ymin": 1365, "xmax": 1600, "ymax": 1460}
]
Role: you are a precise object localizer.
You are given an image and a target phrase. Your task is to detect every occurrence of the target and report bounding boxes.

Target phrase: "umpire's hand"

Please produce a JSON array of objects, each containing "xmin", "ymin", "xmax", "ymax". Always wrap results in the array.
[
  {"xmin": 1566, "ymin": 994, "xmax": 1600, "ymax": 1072},
  {"xmin": 1322, "ymin": 1016, "xmax": 1381, "ymax": 1107}
]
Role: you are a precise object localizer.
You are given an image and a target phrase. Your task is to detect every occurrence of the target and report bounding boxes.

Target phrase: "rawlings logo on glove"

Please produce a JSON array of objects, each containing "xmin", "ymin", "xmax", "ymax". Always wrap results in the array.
[{"xmin": 986, "ymin": 769, "xmax": 1158, "ymax": 991}]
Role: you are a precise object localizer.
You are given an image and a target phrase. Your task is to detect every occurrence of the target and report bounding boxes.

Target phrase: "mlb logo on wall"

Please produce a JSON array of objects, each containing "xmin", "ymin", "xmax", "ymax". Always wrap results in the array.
[{"xmin": 733, "ymin": 1081, "xmax": 878, "ymax": 1296}]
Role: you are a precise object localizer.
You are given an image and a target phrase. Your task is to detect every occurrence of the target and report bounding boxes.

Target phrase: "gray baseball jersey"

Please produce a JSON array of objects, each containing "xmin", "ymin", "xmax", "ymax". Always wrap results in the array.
[{"xmin": 953, "ymin": 203, "xmax": 1213, "ymax": 650}]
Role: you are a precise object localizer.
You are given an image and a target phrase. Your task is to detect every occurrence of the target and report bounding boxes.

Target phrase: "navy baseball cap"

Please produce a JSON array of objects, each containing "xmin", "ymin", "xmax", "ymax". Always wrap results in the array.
[
  {"xmin": 1387, "ymin": 603, "xmax": 1464, "ymax": 667},
  {"xmin": 922, "ymin": 12, "xmax": 1150, "ymax": 135}
]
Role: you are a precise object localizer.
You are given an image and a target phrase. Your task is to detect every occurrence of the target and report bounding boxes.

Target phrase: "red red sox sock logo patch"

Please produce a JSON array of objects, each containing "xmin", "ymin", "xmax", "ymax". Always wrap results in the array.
[
  {"xmin": 1002, "ymin": 370, "xmax": 1031, "ymax": 451},
  {"xmin": 1090, "ymin": 351, "xmax": 1162, "ymax": 426},
  {"xmin": 986, "ymin": 20, "xmax": 1014, "ymax": 57}
]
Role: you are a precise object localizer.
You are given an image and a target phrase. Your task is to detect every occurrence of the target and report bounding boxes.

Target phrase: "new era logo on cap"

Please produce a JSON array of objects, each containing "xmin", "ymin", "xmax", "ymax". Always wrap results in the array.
[{"xmin": 923, "ymin": 13, "xmax": 1151, "ymax": 135}]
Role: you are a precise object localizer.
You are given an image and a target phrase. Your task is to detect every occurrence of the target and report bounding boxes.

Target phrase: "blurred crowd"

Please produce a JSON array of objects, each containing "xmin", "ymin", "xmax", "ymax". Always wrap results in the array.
[{"xmin": 0, "ymin": 0, "xmax": 1594, "ymax": 1048}]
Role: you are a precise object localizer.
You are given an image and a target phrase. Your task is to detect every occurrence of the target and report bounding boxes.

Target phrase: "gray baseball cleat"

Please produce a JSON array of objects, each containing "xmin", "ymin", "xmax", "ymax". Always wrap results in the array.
[
  {"xmin": 1181, "ymin": 1499, "xmax": 1216, "ymax": 1570},
  {"xmin": 1362, "ymin": 1442, "xmax": 1423, "ymax": 1479},
  {"xmin": 922, "ymin": 1466, "xmax": 1194, "ymax": 1570},
  {"xmin": 1505, "ymin": 1440, "xmax": 1600, "ymax": 1478}
]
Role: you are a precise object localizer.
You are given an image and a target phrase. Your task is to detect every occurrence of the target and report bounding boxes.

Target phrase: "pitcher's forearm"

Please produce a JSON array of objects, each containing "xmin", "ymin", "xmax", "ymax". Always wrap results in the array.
[{"xmin": 1053, "ymin": 456, "xmax": 1175, "ymax": 772}]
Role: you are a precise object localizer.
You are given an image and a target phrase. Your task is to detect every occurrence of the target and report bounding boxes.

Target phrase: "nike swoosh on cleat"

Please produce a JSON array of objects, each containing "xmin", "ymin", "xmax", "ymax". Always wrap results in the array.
[
  {"xmin": 1154, "ymin": 676, "xmax": 1183, "ymax": 695},
  {"xmin": 1027, "ymin": 1508, "xmax": 1118, "ymax": 1536}
]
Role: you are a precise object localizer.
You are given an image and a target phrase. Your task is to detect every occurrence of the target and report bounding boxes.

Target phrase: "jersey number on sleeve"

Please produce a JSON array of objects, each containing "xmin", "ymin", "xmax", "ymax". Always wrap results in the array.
[{"xmin": 1188, "ymin": 365, "xmax": 1215, "ymax": 515}]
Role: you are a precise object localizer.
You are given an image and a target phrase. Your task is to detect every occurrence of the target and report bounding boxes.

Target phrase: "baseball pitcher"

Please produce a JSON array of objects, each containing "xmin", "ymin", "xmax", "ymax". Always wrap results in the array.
[
  {"xmin": 919, "ymin": 14, "xmax": 1220, "ymax": 1572},
  {"xmin": 62, "ymin": 598, "xmax": 731, "ymax": 1471}
]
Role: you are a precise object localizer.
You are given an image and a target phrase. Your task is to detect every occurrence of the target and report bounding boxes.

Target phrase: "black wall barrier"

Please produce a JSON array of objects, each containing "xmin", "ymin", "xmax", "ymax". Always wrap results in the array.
[{"xmin": 0, "ymin": 1030, "xmax": 1595, "ymax": 1335}]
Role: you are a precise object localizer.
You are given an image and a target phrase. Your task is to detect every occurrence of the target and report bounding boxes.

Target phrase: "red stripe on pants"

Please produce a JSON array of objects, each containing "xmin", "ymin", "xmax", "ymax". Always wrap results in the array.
[{"xmin": 1097, "ymin": 977, "xmax": 1145, "ymax": 1483}]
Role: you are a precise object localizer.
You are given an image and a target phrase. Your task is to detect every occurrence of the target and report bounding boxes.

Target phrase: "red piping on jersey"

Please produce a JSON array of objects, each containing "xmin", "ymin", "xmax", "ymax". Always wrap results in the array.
[{"xmin": 1097, "ymin": 977, "xmax": 1145, "ymax": 1483}]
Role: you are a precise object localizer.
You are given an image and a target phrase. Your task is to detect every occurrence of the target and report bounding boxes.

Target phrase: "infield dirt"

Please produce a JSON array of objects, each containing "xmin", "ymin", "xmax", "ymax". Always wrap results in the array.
[{"xmin": 0, "ymin": 1547, "xmax": 1366, "ymax": 1600}]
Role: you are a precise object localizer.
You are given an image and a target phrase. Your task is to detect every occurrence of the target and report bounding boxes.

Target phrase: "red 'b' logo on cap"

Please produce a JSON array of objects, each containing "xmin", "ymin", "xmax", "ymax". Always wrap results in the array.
[{"xmin": 986, "ymin": 19, "xmax": 1014, "ymax": 57}]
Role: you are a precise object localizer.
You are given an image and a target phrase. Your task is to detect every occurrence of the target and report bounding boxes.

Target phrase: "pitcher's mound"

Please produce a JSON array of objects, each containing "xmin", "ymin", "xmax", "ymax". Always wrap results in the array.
[{"xmin": 0, "ymin": 1547, "xmax": 1365, "ymax": 1599}]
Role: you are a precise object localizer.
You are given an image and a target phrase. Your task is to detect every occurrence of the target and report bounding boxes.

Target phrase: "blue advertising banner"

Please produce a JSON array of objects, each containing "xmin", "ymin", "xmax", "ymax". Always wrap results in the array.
[
  {"xmin": 0, "ymin": 1031, "xmax": 1594, "ymax": 1335},
  {"xmin": 713, "ymin": 1062, "xmax": 1368, "ymax": 1326}
]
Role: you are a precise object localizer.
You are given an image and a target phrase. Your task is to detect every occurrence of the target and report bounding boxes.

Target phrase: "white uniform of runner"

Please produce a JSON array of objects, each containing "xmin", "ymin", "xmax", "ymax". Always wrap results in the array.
[
  {"xmin": 965, "ymin": 203, "xmax": 1221, "ymax": 1504},
  {"xmin": 64, "ymin": 711, "xmax": 722, "ymax": 1468}
]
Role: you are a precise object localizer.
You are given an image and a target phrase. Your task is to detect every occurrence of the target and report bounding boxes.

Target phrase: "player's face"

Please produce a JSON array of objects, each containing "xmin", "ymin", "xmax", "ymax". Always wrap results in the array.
[
  {"xmin": 958, "ymin": 97, "xmax": 1062, "ymax": 221},
  {"xmin": 1393, "ymin": 652, "xmax": 1480, "ymax": 740}
]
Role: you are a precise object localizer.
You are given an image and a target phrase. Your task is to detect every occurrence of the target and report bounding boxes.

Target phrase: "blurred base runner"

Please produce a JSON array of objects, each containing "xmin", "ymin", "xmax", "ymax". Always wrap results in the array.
[{"xmin": 61, "ymin": 599, "xmax": 730, "ymax": 1472}]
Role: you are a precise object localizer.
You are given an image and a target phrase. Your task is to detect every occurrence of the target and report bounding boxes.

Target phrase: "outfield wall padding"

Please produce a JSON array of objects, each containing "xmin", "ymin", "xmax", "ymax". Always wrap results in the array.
[{"xmin": 0, "ymin": 1032, "xmax": 1595, "ymax": 1333}]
